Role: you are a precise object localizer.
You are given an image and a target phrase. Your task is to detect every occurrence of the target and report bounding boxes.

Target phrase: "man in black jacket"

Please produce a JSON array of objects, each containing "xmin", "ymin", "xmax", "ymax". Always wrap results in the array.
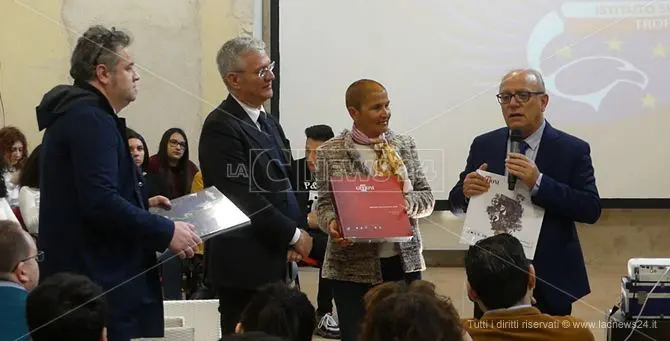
[
  {"xmin": 291, "ymin": 124, "xmax": 340, "ymax": 339},
  {"xmin": 199, "ymin": 36, "xmax": 315, "ymax": 335},
  {"xmin": 36, "ymin": 25, "xmax": 201, "ymax": 341}
]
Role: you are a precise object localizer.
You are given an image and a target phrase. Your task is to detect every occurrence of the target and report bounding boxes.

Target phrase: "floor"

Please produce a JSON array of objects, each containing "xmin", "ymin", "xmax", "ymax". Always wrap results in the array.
[{"xmin": 299, "ymin": 265, "xmax": 632, "ymax": 341}]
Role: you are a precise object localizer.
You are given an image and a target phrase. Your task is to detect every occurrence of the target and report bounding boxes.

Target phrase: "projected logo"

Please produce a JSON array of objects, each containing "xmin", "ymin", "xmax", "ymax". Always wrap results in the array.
[{"xmin": 527, "ymin": 1, "xmax": 668, "ymax": 122}]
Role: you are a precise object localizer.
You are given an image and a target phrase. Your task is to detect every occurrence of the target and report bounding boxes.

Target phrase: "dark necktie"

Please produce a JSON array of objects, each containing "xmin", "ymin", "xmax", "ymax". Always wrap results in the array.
[
  {"xmin": 257, "ymin": 112, "xmax": 301, "ymax": 224},
  {"xmin": 257, "ymin": 111, "xmax": 272, "ymax": 134},
  {"xmin": 519, "ymin": 141, "xmax": 529, "ymax": 155}
]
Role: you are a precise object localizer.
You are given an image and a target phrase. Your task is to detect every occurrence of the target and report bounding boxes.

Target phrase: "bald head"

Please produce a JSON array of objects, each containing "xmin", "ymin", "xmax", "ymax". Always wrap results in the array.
[
  {"xmin": 500, "ymin": 68, "xmax": 545, "ymax": 93},
  {"xmin": 498, "ymin": 68, "xmax": 548, "ymax": 138},
  {"xmin": 345, "ymin": 79, "xmax": 387, "ymax": 110}
]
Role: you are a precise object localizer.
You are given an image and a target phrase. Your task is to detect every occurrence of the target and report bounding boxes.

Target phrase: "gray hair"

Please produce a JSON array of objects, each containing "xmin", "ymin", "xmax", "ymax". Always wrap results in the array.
[
  {"xmin": 216, "ymin": 37, "xmax": 266, "ymax": 88},
  {"xmin": 70, "ymin": 25, "xmax": 132, "ymax": 82},
  {"xmin": 500, "ymin": 68, "xmax": 546, "ymax": 92}
]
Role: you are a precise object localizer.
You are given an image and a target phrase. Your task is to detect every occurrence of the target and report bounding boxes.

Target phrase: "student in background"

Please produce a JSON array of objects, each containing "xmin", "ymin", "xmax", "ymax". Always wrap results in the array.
[
  {"xmin": 0, "ymin": 127, "xmax": 28, "ymax": 208},
  {"xmin": 291, "ymin": 124, "xmax": 339, "ymax": 339},
  {"xmin": 147, "ymin": 127, "xmax": 199, "ymax": 200}
]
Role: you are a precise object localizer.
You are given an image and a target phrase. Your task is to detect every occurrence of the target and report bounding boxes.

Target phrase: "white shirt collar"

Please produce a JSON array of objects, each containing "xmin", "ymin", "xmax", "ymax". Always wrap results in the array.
[
  {"xmin": 485, "ymin": 303, "xmax": 533, "ymax": 314},
  {"xmin": 231, "ymin": 94, "xmax": 265, "ymax": 127},
  {"xmin": 509, "ymin": 119, "xmax": 546, "ymax": 151}
]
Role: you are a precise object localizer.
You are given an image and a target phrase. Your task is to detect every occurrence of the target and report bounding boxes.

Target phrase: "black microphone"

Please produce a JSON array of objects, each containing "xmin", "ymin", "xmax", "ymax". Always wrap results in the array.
[{"xmin": 508, "ymin": 129, "xmax": 523, "ymax": 190}]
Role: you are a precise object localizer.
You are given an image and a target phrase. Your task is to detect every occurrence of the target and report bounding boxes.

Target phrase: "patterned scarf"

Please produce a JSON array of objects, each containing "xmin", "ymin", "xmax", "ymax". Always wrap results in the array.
[{"xmin": 351, "ymin": 125, "xmax": 412, "ymax": 193}]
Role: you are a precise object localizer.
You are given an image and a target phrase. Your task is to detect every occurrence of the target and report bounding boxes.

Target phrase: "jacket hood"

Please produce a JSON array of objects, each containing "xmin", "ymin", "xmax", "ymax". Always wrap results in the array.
[{"xmin": 35, "ymin": 82, "xmax": 112, "ymax": 131}]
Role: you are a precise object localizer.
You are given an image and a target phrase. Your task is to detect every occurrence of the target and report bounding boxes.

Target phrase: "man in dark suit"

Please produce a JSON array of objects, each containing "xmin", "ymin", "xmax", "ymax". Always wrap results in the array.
[
  {"xmin": 448, "ymin": 68, "xmax": 601, "ymax": 317},
  {"xmin": 36, "ymin": 25, "xmax": 201, "ymax": 341},
  {"xmin": 199, "ymin": 36, "xmax": 315, "ymax": 335},
  {"xmin": 291, "ymin": 124, "xmax": 340, "ymax": 339}
]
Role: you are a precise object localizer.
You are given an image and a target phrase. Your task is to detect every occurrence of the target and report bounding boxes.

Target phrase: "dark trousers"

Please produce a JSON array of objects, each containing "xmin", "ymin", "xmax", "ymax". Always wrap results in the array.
[
  {"xmin": 158, "ymin": 251, "xmax": 182, "ymax": 300},
  {"xmin": 331, "ymin": 256, "xmax": 422, "ymax": 341},
  {"xmin": 217, "ymin": 287, "xmax": 258, "ymax": 335},
  {"xmin": 316, "ymin": 267, "xmax": 334, "ymax": 316},
  {"xmin": 310, "ymin": 230, "xmax": 334, "ymax": 315},
  {"xmin": 473, "ymin": 295, "xmax": 572, "ymax": 318}
]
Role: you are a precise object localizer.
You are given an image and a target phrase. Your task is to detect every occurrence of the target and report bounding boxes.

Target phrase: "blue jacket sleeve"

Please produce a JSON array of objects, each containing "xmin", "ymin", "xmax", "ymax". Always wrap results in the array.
[
  {"xmin": 68, "ymin": 110, "xmax": 175, "ymax": 250},
  {"xmin": 532, "ymin": 142, "xmax": 602, "ymax": 224}
]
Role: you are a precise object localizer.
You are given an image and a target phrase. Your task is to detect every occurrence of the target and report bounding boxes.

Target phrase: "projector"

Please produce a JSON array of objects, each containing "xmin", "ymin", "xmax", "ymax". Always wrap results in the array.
[
  {"xmin": 621, "ymin": 258, "xmax": 670, "ymax": 319},
  {"xmin": 628, "ymin": 258, "xmax": 670, "ymax": 282}
]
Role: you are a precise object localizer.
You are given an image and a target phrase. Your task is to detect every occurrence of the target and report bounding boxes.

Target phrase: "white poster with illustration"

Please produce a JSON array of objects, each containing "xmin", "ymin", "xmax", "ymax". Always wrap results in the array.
[{"xmin": 459, "ymin": 170, "xmax": 546, "ymax": 259}]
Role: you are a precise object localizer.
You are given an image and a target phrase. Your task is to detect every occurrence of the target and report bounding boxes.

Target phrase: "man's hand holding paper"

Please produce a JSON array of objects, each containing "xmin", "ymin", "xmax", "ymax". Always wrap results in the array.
[
  {"xmin": 169, "ymin": 221, "xmax": 202, "ymax": 259},
  {"xmin": 463, "ymin": 163, "xmax": 490, "ymax": 198}
]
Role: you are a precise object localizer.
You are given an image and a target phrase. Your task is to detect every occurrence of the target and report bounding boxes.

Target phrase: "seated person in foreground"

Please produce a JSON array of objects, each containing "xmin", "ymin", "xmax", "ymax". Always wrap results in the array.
[
  {"xmin": 360, "ymin": 280, "xmax": 471, "ymax": 341},
  {"xmin": 0, "ymin": 220, "xmax": 40, "ymax": 341},
  {"xmin": 220, "ymin": 331, "xmax": 286, "ymax": 341},
  {"xmin": 235, "ymin": 282, "xmax": 316, "ymax": 341},
  {"xmin": 26, "ymin": 272, "xmax": 108, "ymax": 341},
  {"xmin": 463, "ymin": 233, "xmax": 594, "ymax": 341}
]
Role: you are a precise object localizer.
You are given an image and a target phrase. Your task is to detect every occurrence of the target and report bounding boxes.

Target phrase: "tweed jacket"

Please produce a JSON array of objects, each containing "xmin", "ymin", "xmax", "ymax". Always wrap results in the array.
[{"xmin": 315, "ymin": 129, "xmax": 434, "ymax": 284}]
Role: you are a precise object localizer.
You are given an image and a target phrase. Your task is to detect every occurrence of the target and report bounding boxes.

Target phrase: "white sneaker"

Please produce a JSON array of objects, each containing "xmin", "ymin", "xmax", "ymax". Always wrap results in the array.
[{"xmin": 315, "ymin": 312, "xmax": 340, "ymax": 339}]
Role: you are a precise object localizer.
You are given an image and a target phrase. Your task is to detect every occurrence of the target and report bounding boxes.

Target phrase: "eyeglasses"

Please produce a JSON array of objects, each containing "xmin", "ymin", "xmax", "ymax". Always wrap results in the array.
[
  {"xmin": 257, "ymin": 61, "xmax": 275, "ymax": 79},
  {"xmin": 233, "ymin": 61, "xmax": 275, "ymax": 79},
  {"xmin": 496, "ymin": 91, "xmax": 545, "ymax": 104},
  {"xmin": 168, "ymin": 139, "xmax": 186, "ymax": 148},
  {"xmin": 92, "ymin": 27, "xmax": 118, "ymax": 66},
  {"xmin": 11, "ymin": 251, "xmax": 44, "ymax": 272}
]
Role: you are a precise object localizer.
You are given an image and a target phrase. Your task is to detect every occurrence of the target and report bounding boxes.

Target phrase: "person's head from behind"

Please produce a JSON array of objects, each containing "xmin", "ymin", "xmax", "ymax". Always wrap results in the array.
[
  {"xmin": 464, "ymin": 233, "xmax": 535, "ymax": 312},
  {"xmin": 217, "ymin": 37, "xmax": 274, "ymax": 107},
  {"xmin": 126, "ymin": 128, "xmax": 149, "ymax": 172},
  {"xmin": 19, "ymin": 144, "xmax": 42, "ymax": 188},
  {"xmin": 26, "ymin": 272, "xmax": 108, "ymax": 341},
  {"xmin": 497, "ymin": 68, "xmax": 548, "ymax": 138},
  {"xmin": 304, "ymin": 124, "xmax": 334, "ymax": 173},
  {"xmin": 220, "ymin": 331, "xmax": 286, "ymax": 341},
  {"xmin": 361, "ymin": 280, "xmax": 465, "ymax": 341},
  {"xmin": 0, "ymin": 126, "xmax": 28, "ymax": 169},
  {"xmin": 70, "ymin": 25, "xmax": 139, "ymax": 112},
  {"xmin": 345, "ymin": 79, "xmax": 391, "ymax": 138},
  {"xmin": 236, "ymin": 282, "xmax": 315, "ymax": 341},
  {"xmin": 0, "ymin": 220, "xmax": 40, "ymax": 290}
]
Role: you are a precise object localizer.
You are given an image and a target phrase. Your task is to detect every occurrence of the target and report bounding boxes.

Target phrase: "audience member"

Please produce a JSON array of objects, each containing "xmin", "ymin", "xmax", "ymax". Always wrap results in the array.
[
  {"xmin": 36, "ymin": 24, "xmax": 200, "ymax": 341},
  {"xmin": 360, "ymin": 280, "xmax": 469, "ymax": 341},
  {"xmin": 290, "ymin": 124, "xmax": 339, "ymax": 339},
  {"xmin": 463, "ymin": 233, "xmax": 594, "ymax": 341},
  {"xmin": 18, "ymin": 144, "xmax": 41, "ymax": 235},
  {"xmin": 125, "ymin": 128, "xmax": 171, "ymax": 207},
  {"xmin": 0, "ymin": 220, "xmax": 40, "ymax": 341},
  {"xmin": 147, "ymin": 127, "xmax": 199, "ymax": 200},
  {"xmin": 126, "ymin": 127, "xmax": 150, "ymax": 173},
  {"xmin": 146, "ymin": 127, "xmax": 200, "ymax": 300},
  {"xmin": 236, "ymin": 282, "xmax": 316, "ymax": 341},
  {"xmin": 0, "ymin": 126, "xmax": 28, "ymax": 208},
  {"xmin": 313, "ymin": 79, "xmax": 434, "ymax": 341},
  {"xmin": 26, "ymin": 272, "xmax": 108, "ymax": 341}
]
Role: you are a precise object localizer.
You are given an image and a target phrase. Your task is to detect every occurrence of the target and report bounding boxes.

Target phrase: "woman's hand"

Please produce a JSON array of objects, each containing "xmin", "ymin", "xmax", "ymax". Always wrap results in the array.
[
  {"xmin": 328, "ymin": 219, "xmax": 352, "ymax": 246},
  {"xmin": 148, "ymin": 195, "xmax": 171, "ymax": 209}
]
